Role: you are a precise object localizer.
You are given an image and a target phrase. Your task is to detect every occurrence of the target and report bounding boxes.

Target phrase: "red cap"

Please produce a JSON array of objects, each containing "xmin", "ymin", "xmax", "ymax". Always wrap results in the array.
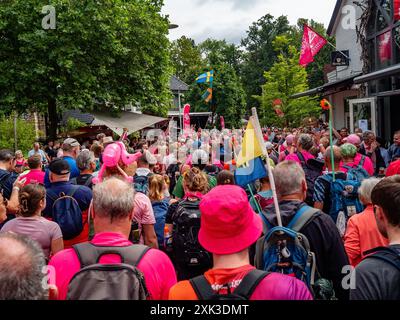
[{"xmin": 199, "ymin": 185, "xmax": 263, "ymax": 255}]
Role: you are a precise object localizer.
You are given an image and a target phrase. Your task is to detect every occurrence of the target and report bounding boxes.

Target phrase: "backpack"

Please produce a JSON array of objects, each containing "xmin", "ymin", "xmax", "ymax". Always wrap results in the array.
[
  {"xmin": 133, "ymin": 173, "xmax": 152, "ymax": 195},
  {"xmin": 152, "ymin": 199, "xmax": 170, "ymax": 248},
  {"xmin": 297, "ymin": 152, "xmax": 324, "ymax": 206},
  {"xmin": 190, "ymin": 269, "xmax": 270, "ymax": 300},
  {"xmin": 172, "ymin": 198, "xmax": 212, "ymax": 273},
  {"xmin": 66, "ymin": 243, "xmax": 150, "ymax": 300},
  {"xmin": 70, "ymin": 175, "xmax": 93, "ymax": 188},
  {"xmin": 255, "ymin": 205, "xmax": 336, "ymax": 300},
  {"xmin": 342, "ymin": 156, "xmax": 370, "ymax": 182},
  {"xmin": 46, "ymin": 186, "xmax": 84, "ymax": 240},
  {"xmin": 323, "ymin": 174, "xmax": 364, "ymax": 231}
]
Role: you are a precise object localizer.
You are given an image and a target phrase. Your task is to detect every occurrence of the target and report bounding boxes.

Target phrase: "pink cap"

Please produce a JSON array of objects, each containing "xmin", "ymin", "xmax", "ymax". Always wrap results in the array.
[
  {"xmin": 344, "ymin": 134, "xmax": 361, "ymax": 146},
  {"xmin": 199, "ymin": 185, "xmax": 263, "ymax": 255}
]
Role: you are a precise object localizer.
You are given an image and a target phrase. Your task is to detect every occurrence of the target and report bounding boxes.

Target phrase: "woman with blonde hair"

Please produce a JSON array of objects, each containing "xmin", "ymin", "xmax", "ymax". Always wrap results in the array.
[
  {"xmin": 149, "ymin": 174, "xmax": 170, "ymax": 249},
  {"xmin": 165, "ymin": 167, "xmax": 212, "ymax": 280}
]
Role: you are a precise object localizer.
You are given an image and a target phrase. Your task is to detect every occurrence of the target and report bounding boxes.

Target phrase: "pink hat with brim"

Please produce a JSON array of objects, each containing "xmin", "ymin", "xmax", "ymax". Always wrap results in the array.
[{"xmin": 198, "ymin": 185, "xmax": 263, "ymax": 255}]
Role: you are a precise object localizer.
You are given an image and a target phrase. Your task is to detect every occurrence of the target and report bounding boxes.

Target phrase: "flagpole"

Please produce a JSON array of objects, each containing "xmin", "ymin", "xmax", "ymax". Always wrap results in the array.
[
  {"xmin": 248, "ymin": 184, "xmax": 263, "ymax": 215},
  {"xmin": 251, "ymin": 108, "xmax": 282, "ymax": 227}
]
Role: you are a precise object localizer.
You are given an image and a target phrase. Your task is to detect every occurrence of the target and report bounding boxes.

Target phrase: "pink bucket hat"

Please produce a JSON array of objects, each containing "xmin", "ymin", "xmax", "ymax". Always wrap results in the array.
[
  {"xmin": 199, "ymin": 185, "xmax": 263, "ymax": 255},
  {"xmin": 343, "ymin": 134, "xmax": 361, "ymax": 146}
]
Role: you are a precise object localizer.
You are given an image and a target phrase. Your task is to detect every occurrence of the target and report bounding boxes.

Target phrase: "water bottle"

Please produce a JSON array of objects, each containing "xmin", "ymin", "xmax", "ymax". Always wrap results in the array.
[{"xmin": 164, "ymin": 226, "xmax": 173, "ymax": 251}]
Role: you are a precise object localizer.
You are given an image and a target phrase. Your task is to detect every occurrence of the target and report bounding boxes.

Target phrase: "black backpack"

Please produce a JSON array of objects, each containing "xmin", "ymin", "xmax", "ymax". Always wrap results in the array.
[
  {"xmin": 172, "ymin": 198, "xmax": 212, "ymax": 272},
  {"xmin": 190, "ymin": 269, "xmax": 269, "ymax": 300},
  {"xmin": 70, "ymin": 175, "xmax": 94, "ymax": 189},
  {"xmin": 297, "ymin": 152, "xmax": 324, "ymax": 206},
  {"xmin": 67, "ymin": 243, "xmax": 150, "ymax": 300}
]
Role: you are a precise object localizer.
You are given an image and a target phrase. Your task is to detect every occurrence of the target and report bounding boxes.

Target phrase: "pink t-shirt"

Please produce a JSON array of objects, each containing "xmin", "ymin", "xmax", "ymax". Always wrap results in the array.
[
  {"xmin": 20, "ymin": 169, "xmax": 45, "ymax": 185},
  {"xmin": 48, "ymin": 232, "xmax": 177, "ymax": 300},
  {"xmin": 340, "ymin": 153, "xmax": 374, "ymax": 176},
  {"xmin": 285, "ymin": 150, "xmax": 315, "ymax": 164},
  {"xmin": 134, "ymin": 192, "xmax": 156, "ymax": 244},
  {"xmin": 0, "ymin": 216, "xmax": 62, "ymax": 258}
]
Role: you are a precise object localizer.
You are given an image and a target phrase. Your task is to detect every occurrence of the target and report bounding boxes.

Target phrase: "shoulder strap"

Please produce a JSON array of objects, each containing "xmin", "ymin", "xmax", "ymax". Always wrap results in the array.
[
  {"xmin": 233, "ymin": 269, "xmax": 270, "ymax": 299},
  {"xmin": 72, "ymin": 243, "xmax": 150, "ymax": 269},
  {"xmin": 190, "ymin": 275, "xmax": 215, "ymax": 300},
  {"xmin": 287, "ymin": 205, "xmax": 319, "ymax": 232},
  {"xmin": 297, "ymin": 152, "xmax": 306, "ymax": 166},
  {"xmin": 66, "ymin": 184, "xmax": 81, "ymax": 197},
  {"xmin": 45, "ymin": 188, "xmax": 59, "ymax": 203},
  {"xmin": 363, "ymin": 247, "xmax": 400, "ymax": 272},
  {"xmin": 189, "ymin": 270, "xmax": 270, "ymax": 300},
  {"xmin": 84, "ymin": 176, "xmax": 93, "ymax": 187},
  {"xmin": 359, "ymin": 155, "xmax": 366, "ymax": 167}
]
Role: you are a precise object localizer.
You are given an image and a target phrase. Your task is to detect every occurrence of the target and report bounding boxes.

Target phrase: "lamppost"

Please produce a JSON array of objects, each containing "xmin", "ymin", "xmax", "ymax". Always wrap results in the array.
[{"xmin": 178, "ymin": 91, "xmax": 183, "ymax": 133}]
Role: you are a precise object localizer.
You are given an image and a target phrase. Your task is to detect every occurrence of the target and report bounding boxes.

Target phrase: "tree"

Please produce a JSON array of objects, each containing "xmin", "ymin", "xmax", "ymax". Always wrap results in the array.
[
  {"xmin": 186, "ymin": 39, "xmax": 246, "ymax": 128},
  {"xmin": 255, "ymin": 36, "xmax": 320, "ymax": 127},
  {"xmin": 170, "ymin": 36, "xmax": 204, "ymax": 84},
  {"xmin": 0, "ymin": 0, "xmax": 172, "ymax": 139},
  {"xmin": 290, "ymin": 18, "xmax": 335, "ymax": 89},
  {"xmin": 0, "ymin": 117, "xmax": 37, "ymax": 152},
  {"xmin": 241, "ymin": 14, "xmax": 292, "ymax": 110}
]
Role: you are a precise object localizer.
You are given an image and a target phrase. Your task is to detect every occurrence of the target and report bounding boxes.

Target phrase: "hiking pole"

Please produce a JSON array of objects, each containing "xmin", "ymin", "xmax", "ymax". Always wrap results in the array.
[{"xmin": 251, "ymin": 108, "xmax": 282, "ymax": 227}]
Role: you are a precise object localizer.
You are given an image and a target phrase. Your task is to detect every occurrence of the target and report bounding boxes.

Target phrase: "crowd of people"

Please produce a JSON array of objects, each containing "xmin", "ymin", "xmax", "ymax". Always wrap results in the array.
[{"xmin": 0, "ymin": 123, "xmax": 400, "ymax": 300}]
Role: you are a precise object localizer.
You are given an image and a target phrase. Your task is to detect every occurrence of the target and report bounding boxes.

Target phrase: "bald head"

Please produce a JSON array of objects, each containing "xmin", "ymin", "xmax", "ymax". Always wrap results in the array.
[
  {"xmin": 0, "ymin": 233, "xmax": 46, "ymax": 300},
  {"xmin": 92, "ymin": 177, "xmax": 135, "ymax": 222}
]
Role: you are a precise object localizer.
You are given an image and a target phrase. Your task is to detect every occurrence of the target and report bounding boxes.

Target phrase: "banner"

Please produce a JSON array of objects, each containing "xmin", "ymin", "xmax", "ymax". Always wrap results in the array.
[
  {"xmin": 299, "ymin": 24, "xmax": 328, "ymax": 66},
  {"xmin": 183, "ymin": 104, "xmax": 191, "ymax": 137},
  {"xmin": 378, "ymin": 31, "xmax": 391, "ymax": 63},
  {"xmin": 220, "ymin": 116, "xmax": 225, "ymax": 129},
  {"xmin": 395, "ymin": 0, "xmax": 400, "ymax": 20}
]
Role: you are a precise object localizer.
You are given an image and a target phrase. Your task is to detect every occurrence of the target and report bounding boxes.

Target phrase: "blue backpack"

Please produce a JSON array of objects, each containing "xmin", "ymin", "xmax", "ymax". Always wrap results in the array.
[
  {"xmin": 323, "ymin": 156, "xmax": 369, "ymax": 224},
  {"xmin": 47, "ymin": 186, "xmax": 84, "ymax": 240},
  {"xmin": 151, "ymin": 199, "xmax": 170, "ymax": 248},
  {"xmin": 255, "ymin": 206, "xmax": 337, "ymax": 300}
]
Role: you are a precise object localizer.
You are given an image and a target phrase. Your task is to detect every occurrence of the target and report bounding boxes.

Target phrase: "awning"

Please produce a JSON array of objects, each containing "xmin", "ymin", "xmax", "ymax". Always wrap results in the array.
[
  {"xmin": 291, "ymin": 72, "xmax": 362, "ymax": 99},
  {"xmin": 91, "ymin": 110, "xmax": 166, "ymax": 136},
  {"xmin": 353, "ymin": 64, "xmax": 400, "ymax": 84}
]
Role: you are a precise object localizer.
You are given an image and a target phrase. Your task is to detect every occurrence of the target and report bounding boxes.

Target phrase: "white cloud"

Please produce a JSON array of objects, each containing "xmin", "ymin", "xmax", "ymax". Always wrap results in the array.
[{"xmin": 162, "ymin": 0, "xmax": 338, "ymax": 44}]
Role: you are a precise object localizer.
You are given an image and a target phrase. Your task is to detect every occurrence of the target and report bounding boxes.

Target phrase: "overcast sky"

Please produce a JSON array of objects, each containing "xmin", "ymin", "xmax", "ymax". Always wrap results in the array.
[{"xmin": 162, "ymin": 0, "xmax": 337, "ymax": 44}]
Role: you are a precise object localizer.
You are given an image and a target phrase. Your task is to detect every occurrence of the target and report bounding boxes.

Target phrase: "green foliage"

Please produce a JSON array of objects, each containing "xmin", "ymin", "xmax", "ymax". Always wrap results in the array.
[
  {"xmin": 0, "ymin": 117, "xmax": 37, "ymax": 152},
  {"xmin": 0, "ymin": 0, "xmax": 172, "ymax": 135},
  {"xmin": 185, "ymin": 39, "xmax": 246, "ymax": 128},
  {"xmin": 241, "ymin": 14, "xmax": 292, "ymax": 109},
  {"xmin": 170, "ymin": 36, "xmax": 204, "ymax": 84},
  {"xmin": 61, "ymin": 117, "xmax": 86, "ymax": 134},
  {"xmin": 255, "ymin": 36, "xmax": 320, "ymax": 127}
]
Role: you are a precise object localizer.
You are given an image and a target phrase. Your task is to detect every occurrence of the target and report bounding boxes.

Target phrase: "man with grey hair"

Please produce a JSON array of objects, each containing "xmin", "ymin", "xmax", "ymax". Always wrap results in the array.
[
  {"xmin": 48, "ymin": 177, "xmax": 177, "ymax": 300},
  {"xmin": 71, "ymin": 149, "xmax": 96, "ymax": 189},
  {"xmin": 0, "ymin": 232, "xmax": 48, "ymax": 300},
  {"xmin": 259, "ymin": 160, "xmax": 350, "ymax": 300}
]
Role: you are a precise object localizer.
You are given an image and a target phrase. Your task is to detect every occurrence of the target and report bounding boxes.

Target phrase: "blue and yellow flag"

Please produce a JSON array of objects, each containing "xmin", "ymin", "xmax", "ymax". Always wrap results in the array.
[
  {"xmin": 202, "ymin": 88, "xmax": 213, "ymax": 103},
  {"xmin": 235, "ymin": 119, "xmax": 263, "ymax": 167},
  {"xmin": 196, "ymin": 70, "xmax": 214, "ymax": 83}
]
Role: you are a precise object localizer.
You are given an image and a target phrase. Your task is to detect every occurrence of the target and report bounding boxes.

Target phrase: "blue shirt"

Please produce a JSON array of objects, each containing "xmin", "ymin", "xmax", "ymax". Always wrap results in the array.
[
  {"xmin": 43, "ymin": 181, "xmax": 92, "ymax": 218},
  {"xmin": 44, "ymin": 156, "xmax": 80, "ymax": 188},
  {"xmin": 388, "ymin": 144, "xmax": 400, "ymax": 162}
]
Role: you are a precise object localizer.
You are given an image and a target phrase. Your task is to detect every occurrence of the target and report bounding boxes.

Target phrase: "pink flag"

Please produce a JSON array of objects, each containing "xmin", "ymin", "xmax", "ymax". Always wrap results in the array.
[
  {"xmin": 183, "ymin": 104, "xmax": 191, "ymax": 137},
  {"xmin": 395, "ymin": 0, "xmax": 400, "ymax": 20},
  {"xmin": 378, "ymin": 31, "xmax": 391, "ymax": 63},
  {"xmin": 220, "ymin": 116, "xmax": 225, "ymax": 129},
  {"xmin": 299, "ymin": 24, "xmax": 328, "ymax": 67}
]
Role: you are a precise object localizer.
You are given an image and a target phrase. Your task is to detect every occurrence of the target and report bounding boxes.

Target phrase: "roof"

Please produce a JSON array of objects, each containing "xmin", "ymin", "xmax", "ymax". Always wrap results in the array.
[
  {"xmin": 291, "ymin": 72, "xmax": 362, "ymax": 99},
  {"xmin": 61, "ymin": 109, "xmax": 94, "ymax": 126},
  {"xmin": 168, "ymin": 111, "xmax": 212, "ymax": 117},
  {"xmin": 354, "ymin": 64, "xmax": 400, "ymax": 84},
  {"xmin": 327, "ymin": 0, "xmax": 344, "ymax": 36},
  {"xmin": 91, "ymin": 110, "xmax": 166, "ymax": 136},
  {"xmin": 170, "ymin": 75, "xmax": 189, "ymax": 92}
]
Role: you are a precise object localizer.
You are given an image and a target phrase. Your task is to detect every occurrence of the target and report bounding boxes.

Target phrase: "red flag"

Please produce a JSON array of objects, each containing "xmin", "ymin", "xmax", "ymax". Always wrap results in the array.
[
  {"xmin": 395, "ymin": 0, "xmax": 400, "ymax": 20},
  {"xmin": 378, "ymin": 31, "xmax": 391, "ymax": 62},
  {"xmin": 299, "ymin": 24, "xmax": 328, "ymax": 67},
  {"xmin": 183, "ymin": 104, "xmax": 191, "ymax": 137},
  {"xmin": 272, "ymin": 99, "xmax": 284, "ymax": 118}
]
